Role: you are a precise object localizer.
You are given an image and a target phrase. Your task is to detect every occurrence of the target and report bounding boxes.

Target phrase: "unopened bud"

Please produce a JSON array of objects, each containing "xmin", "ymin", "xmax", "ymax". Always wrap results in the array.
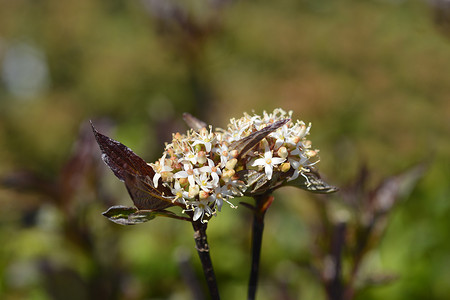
[
  {"xmin": 280, "ymin": 162, "xmax": 291, "ymax": 173},
  {"xmin": 197, "ymin": 151, "xmax": 207, "ymax": 164},
  {"xmin": 173, "ymin": 132, "xmax": 182, "ymax": 140},
  {"xmin": 199, "ymin": 190, "xmax": 209, "ymax": 199},
  {"xmin": 161, "ymin": 172, "xmax": 174, "ymax": 182},
  {"xmin": 225, "ymin": 158, "xmax": 238, "ymax": 170},
  {"xmin": 277, "ymin": 146, "xmax": 288, "ymax": 159},
  {"xmin": 178, "ymin": 177, "xmax": 189, "ymax": 186},
  {"xmin": 222, "ymin": 169, "xmax": 236, "ymax": 180},
  {"xmin": 306, "ymin": 149, "xmax": 317, "ymax": 158},
  {"xmin": 188, "ymin": 185, "xmax": 200, "ymax": 198},
  {"xmin": 199, "ymin": 127, "xmax": 208, "ymax": 135},
  {"xmin": 298, "ymin": 124, "xmax": 307, "ymax": 137},
  {"xmin": 303, "ymin": 140, "xmax": 312, "ymax": 148},
  {"xmin": 230, "ymin": 150, "xmax": 239, "ymax": 158}
]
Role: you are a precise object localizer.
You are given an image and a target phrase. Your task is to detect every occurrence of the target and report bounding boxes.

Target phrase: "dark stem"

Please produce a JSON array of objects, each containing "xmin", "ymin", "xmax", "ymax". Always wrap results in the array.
[
  {"xmin": 326, "ymin": 222, "xmax": 347, "ymax": 300},
  {"xmin": 248, "ymin": 194, "xmax": 273, "ymax": 300},
  {"xmin": 192, "ymin": 221, "xmax": 220, "ymax": 300}
]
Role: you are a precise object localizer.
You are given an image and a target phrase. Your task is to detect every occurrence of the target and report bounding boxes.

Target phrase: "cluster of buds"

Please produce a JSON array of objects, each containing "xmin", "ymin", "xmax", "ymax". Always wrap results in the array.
[{"xmin": 93, "ymin": 108, "xmax": 335, "ymax": 225}]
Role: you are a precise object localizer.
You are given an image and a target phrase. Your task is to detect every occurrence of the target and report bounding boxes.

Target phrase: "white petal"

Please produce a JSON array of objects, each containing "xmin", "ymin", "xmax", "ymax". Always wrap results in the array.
[
  {"xmin": 205, "ymin": 142, "xmax": 212, "ymax": 152},
  {"xmin": 271, "ymin": 157, "xmax": 286, "ymax": 165},
  {"xmin": 193, "ymin": 207, "xmax": 202, "ymax": 221},
  {"xmin": 287, "ymin": 170, "xmax": 300, "ymax": 182},
  {"xmin": 188, "ymin": 175, "xmax": 196, "ymax": 187},
  {"xmin": 173, "ymin": 171, "xmax": 188, "ymax": 179},
  {"xmin": 153, "ymin": 173, "xmax": 161, "ymax": 188},
  {"xmin": 264, "ymin": 150, "xmax": 273, "ymax": 159},
  {"xmin": 252, "ymin": 158, "xmax": 266, "ymax": 166},
  {"xmin": 265, "ymin": 164, "xmax": 273, "ymax": 180}
]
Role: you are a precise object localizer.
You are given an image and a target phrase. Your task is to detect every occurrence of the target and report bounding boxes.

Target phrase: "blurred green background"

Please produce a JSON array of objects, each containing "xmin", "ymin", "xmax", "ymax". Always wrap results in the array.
[{"xmin": 1, "ymin": 0, "xmax": 450, "ymax": 299}]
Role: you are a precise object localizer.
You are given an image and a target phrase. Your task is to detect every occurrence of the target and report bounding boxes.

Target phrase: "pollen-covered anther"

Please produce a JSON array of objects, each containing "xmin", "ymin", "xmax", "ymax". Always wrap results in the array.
[
  {"xmin": 280, "ymin": 162, "xmax": 291, "ymax": 173},
  {"xmin": 277, "ymin": 146, "xmax": 288, "ymax": 159}
]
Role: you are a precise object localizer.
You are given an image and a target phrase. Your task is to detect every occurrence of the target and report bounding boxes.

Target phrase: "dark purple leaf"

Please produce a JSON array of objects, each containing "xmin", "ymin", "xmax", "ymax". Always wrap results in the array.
[
  {"xmin": 91, "ymin": 122, "xmax": 174, "ymax": 210},
  {"xmin": 91, "ymin": 121, "xmax": 154, "ymax": 181},
  {"xmin": 183, "ymin": 113, "xmax": 207, "ymax": 131},
  {"xmin": 102, "ymin": 205, "xmax": 190, "ymax": 225},
  {"xmin": 370, "ymin": 162, "xmax": 427, "ymax": 214},
  {"xmin": 230, "ymin": 119, "xmax": 290, "ymax": 159},
  {"xmin": 102, "ymin": 205, "xmax": 178, "ymax": 225}
]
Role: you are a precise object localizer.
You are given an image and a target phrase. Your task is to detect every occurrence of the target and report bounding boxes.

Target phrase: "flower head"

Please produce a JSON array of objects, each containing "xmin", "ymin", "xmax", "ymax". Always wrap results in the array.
[
  {"xmin": 251, "ymin": 147, "xmax": 286, "ymax": 180},
  {"xmin": 148, "ymin": 108, "xmax": 322, "ymax": 222}
]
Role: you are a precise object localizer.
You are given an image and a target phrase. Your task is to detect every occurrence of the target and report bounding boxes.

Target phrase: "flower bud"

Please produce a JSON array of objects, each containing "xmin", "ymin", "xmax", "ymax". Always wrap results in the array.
[
  {"xmin": 199, "ymin": 190, "xmax": 209, "ymax": 199},
  {"xmin": 280, "ymin": 162, "xmax": 291, "ymax": 173},
  {"xmin": 277, "ymin": 146, "xmax": 288, "ymax": 159},
  {"xmin": 303, "ymin": 140, "xmax": 312, "ymax": 148},
  {"xmin": 188, "ymin": 185, "xmax": 200, "ymax": 198},
  {"xmin": 197, "ymin": 151, "xmax": 207, "ymax": 164},
  {"xmin": 306, "ymin": 149, "xmax": 318, "ymax": 158},
  {"xmin": 292, "ymin": 136, "xmax": 301, "ymax": 144},
  {"xmin": 161, "ymin": 172, "xmax": 174, "ymax": 182},
  {"xmin": 225, "ymin": 158, "xmax": 238, "ymax": 170},
  {"xmin": 298, "ymin": 124, "xmax": 307, "ymax": 137},
  {"xmin": 178, "ymin": 177, "xmax": 189, "ymax": 186},
  {"xmin": 222, "ymin": 169, "xmax": 236, "ymax": 180}
]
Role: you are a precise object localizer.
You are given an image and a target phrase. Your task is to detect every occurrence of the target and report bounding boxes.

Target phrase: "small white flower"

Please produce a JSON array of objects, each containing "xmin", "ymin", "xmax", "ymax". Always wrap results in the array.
[
  {"xmin": 196, "ymin": 172, "xmax": 217, "ymax": 192},
  {"xmin": 173, "ymin": 163, "xmax": 197, "ymax": 187},
  {"xmin": 271, "ymin": 124, "xmax": 295, "ymax": 149},
  {"xmin": 151, "ymin": 154, "xmax": 173, "ymax": 188},
  {"xmin": 198, "ymin": 158, "xmax": 221, "ymax": 184},
  {"xmin": 288, "ymin": 155, "xmax": 310, "ymax": 182},
  {"xmin": 170, "ymin": 180, "xmax": 189, "ymax": 204},
  {"xmin": 251, "ymin": 147, "xmax": 285, "ymax": 180},
  {"xmin": 192, "ymin": 126, "xmax": 216, "ymax": 152},
  {"xmin": 222, "ymin": 179, "xmax": 246, "ymax": 197},
  {"xmin": 189, "ymin": 199, "xmax": 214, "ymax": 223},
  {"xmin": 210, "ymin": 185, "xmax": 237, "ymax": 211},
  {"xmin": 215, "ymin": 143, "xmax": 230, "ymax": 168},
  {"xmin": 182, "ymin": 147, "xmax": 198, "ymax": 165}
]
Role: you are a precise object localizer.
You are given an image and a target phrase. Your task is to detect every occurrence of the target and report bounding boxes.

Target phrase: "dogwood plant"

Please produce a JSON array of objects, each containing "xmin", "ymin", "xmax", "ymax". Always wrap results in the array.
[{"xmin": 93, "ymin": 108, "xmax": 337, "ymax": 300}]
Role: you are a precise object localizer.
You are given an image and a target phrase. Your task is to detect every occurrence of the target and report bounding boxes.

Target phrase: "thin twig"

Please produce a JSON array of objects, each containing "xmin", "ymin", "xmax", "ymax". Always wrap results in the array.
[
  {"xmin": 192, "ymin": 221, "xmax": 220, "ymax": 300},
  {"xmin": 248, "ymin": 194, "xmax": 273, "ymax": 300}
]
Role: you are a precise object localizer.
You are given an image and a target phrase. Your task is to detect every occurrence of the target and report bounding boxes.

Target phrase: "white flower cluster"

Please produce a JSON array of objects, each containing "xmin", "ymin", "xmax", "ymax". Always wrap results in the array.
[{"xmin": 150, "ymin": 108, "xmax": 319, "ymax": 223}]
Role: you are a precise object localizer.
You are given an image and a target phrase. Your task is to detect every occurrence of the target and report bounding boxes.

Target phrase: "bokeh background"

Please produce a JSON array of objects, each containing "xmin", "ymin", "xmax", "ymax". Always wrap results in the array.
[{"xmin": 1, "ymin": 0, "xmax": 450, "ymax": 299}]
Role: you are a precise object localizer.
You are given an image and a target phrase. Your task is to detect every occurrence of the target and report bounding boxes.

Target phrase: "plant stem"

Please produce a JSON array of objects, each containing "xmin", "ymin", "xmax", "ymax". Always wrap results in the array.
[
  {"xmin": 192, "ymin": 221, "xmax": 220, "ymax": 300},
  {"xmin": 248, "ymin": 194, "xmax": 273, "ymax": 300}
]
